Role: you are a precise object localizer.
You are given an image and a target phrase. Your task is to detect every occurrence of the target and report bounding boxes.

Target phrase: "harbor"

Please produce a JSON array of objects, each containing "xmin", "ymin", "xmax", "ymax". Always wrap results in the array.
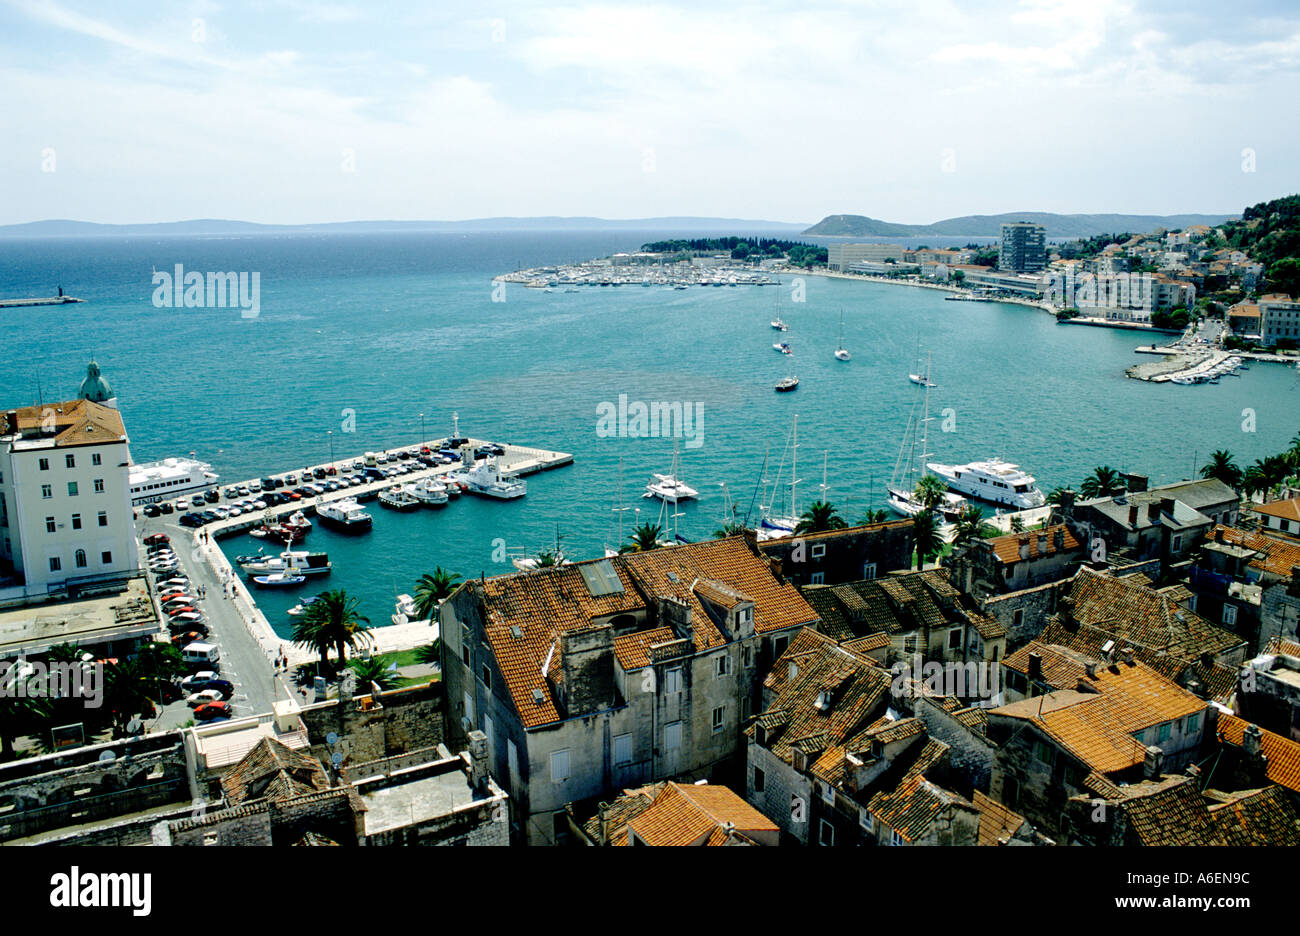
[{"xmin": 495, "ymin": 257, "xmax": 779, "ymax": 288}]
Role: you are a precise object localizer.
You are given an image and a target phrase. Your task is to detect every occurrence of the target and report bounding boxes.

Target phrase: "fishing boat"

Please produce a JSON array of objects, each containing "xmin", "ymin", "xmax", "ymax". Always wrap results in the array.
[
  {"xmin": 834, "ymin": 310, "xmax": 851, "ymax": 361},
  {"xmin": 237, "ymin": 549, "xmax": 332, "ymax": 576},
  {"xmin": 888, "ymin": 352, "xmax": 967, "ymax": 519},
  {"xmin": 316, "ymin": 496, "xmax": 373, "ymax": 533},
  {"xmin": 644, "ymin": 441, "xmax": 698, "ymax": 502},
  {"xmin": 248, "ymin": 523, "xmax": 305, "ymax": 544},
  {"xmin": 378, "ymin": 486, "xmax": 421, "ymax": 511},
  {"xmin": 251, "ymin": 571, "xmax": 307, "ymax": 588}
]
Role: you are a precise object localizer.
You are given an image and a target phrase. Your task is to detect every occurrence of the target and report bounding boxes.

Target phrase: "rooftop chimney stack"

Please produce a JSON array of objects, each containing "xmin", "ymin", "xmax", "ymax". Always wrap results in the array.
[
  {"xmin": 1143, "ymin": 745, "xmax": 1165, "ymax": 779},
  {"xmin": 1242, "ymin": 724, "xmax": 1264, "ymax": 758},
  {"xmin": 1028, "ymin": 651, "xmax": 1043, "ymax": 683},
  {"xmin": 467, "ymin": 729, "xmax": 489, "ymax": 793},
  {"xmin": 1128, "ymin": 504, "xmax": 1139, "ymax": 526}
]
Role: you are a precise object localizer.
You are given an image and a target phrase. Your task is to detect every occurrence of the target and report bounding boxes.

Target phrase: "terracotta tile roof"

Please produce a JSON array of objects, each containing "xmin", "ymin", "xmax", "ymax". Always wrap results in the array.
[
  {"xmin": 1205, "ymin": 525, "xmax": 1300, "ymax": 579},
  {"xmin": 1004, "ymin": 641, "xmax": 1091, "ymax": 690},
  {"xmin": 800, "ymin": 570, "xmax": 963, "ymax": 642},
  {"xmin": 972, "ymin": 789, "xmax": 1027, "ymax": 845},
  {"xmin": 582, "ymin": 782, "xmax": 665, "ymax": 844},
  {"xmin": 1057, "ymin": 566, "xmax": 1244, "ymax": 661},
  {"xmin": 1206, "ymin": 787, "xmax": 1300, "ymax": 846},
  {"xmin": 992, "ymin": 660, "xmax": 1207, "ymax": 774},
  {"xmin": 864, "ymin": 740, "xmax": 969, "ymax": 842},
  {"xmin": 221, "ymin": 737, "xmax": 329, "ymax": 806},
  {"xmin": 842, "ymin": 632, "xmax": 890, "ymax": 654},
  {"xmin": 988, "ymin": 525, "xmax": 1080, "ymax": 566},
  {"xmin": 612, "ymin": 627, "xmax": 675, "ymax": 671},
  {"xmin": 1265, "ymin": 637, "xmax": 1300, "ymax": 659},
  {"xmin": 1120, "ymin": 776, "xmax": 1222, "ymax": 845},
  {"xmin": 3, "ymin": 398, "xmax": 127, "ymax": 448},
  {"xmin": 1252, "ymin": 497, "xmax": 1300, "ymax": 523},
  {"xmin": 474, "ymin": 537, "xmax": 818, "ymax": 729},
  {"xmin": 1216, "ymin": 714, "xmax": 1300, "ymax": 792},
  {"xmin": 753, "ymin": 627, "xmax": 891, "ymax": 765},
  {"xmin": 624, "ymin": 782, "xmax": 777, "ymax": 846}
]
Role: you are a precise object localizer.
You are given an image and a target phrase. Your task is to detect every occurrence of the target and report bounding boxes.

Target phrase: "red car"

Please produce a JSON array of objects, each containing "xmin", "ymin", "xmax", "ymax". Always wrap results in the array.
[
  {"xmin": 166, "ymin": 606, "xmax": 197, "ymax": 617},
  {"xmin": 194, "ymin": 701, "xmax": 232, "ymax": 721},
  {"xmin": 143, "ymin": 533, "xmax": 170, "ymax": 546}
]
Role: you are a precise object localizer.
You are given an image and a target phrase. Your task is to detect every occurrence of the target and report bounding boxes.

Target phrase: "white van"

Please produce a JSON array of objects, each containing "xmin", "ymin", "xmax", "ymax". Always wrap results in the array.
[
  {"xmin": 364, "ymin": 452, "xmax": 378, "ymax": 467},
  {"xmin": 181, "ymin": 642, "xmax": 221, "ymax": 665}
]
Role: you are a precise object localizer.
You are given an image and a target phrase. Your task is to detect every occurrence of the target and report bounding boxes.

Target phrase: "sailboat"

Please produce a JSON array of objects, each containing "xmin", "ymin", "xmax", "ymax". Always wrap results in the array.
[
  {"xmin": 644, "ymin": 440, "xmax": 699, "ymax": 502},
  {"xmin": 834, "ymin": 310, "xmax": 851, "ymax": 361},
  {"xmin": 605, "ymin": 458, "xmax": 633, "ymax": 557},
  {"xmin": 771, "ymin": 275, "xmax": 788, "ymax": 330},
  {"xmin": 775, "ymin": 343, "xmax": 799, "ymax": 391},
  {"xmin": 887, "ymin": 352, "xmax": 966, "ymax": 519},
  {"xmin": 758, "ymin": 416, "xmax": 801, "ymax": 540}
]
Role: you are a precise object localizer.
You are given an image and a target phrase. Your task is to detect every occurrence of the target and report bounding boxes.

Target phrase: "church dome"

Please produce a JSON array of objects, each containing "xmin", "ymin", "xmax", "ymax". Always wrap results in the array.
[{"xmin": 78, "ymin": 360, "xmax": 115, "ymax": 404}]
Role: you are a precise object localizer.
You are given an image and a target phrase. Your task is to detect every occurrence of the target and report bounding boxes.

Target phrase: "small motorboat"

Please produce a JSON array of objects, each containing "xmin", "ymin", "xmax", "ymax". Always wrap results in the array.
[
  {"xmin": 773, "ymin": 342, "xmax": 792, "ymax": 354},
  {"xmin": 775, "ymin": 376, "xmax": 800, "ymax": 392},
  {"xmin": 771, "ymin": 318, "xmax": 788, "ymax": 331},
  {"xmin": 378, "ymin": 486, "xmax": 421, "ymax": 511},
  {"xmin": 908, "ymin": 373, "xmax": 937, "ymax": 387},
  {"xmin": 252, "ymin": 572, "xmax": 307, "ymax": 588}
]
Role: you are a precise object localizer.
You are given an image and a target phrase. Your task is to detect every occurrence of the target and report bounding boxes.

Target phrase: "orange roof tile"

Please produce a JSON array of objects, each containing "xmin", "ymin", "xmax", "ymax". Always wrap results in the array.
[{"xmin": 1217, "ymin": 714, "xmax": 1300, "ymax": 792}]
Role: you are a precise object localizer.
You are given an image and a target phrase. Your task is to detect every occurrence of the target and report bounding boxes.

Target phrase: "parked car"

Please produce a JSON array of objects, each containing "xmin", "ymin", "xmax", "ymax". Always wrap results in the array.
[
  {"xmin": 193, "ymin": 701, "xmax": 232, "ymax": 721},
  {"xmin": 160, "ymin": 502, "xmax": 175, "ymax": 515},
  {"xmin": 143, "ymin": 533, "xmax": 169, "ymax": 546},
  {"xmin": 186, "ymin": 689, "xmax": 224, "ymax": 707},
  {"xmin": 204, "ymin": 490, "xmax": 221, "ymax": 504},
  {"xmin": 142, "ymin": 504, "xmax": 161, "ymax": 517},
  {"xmin": 180, "ymin": 671, "xmax": 220, "ymax": 691},
  {"xmin": 285, "ymin": 473, "xmax": 298, "ymax": 485}
]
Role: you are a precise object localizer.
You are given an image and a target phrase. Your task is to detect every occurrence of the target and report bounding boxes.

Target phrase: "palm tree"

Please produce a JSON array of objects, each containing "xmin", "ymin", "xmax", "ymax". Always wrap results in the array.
[
  {"xmin": 1046, "ymin": 487, "xmax": 1067, "ymax": 506},
  {"xmin": 713, "ymin": 521, "xmax": 746, "ymax": 539},
  {"xmin": 795, "ymin": 500, "xmax": 848, "ymax": 534},
  {"xmin": 862, "ymin": 508, "xmax": 890, "ymax": 524},
  {"xmin": 46, "ymin": 643, "xmax": 83, "ymax": 665},
  {"xmin": 292, "ymin": 589, "xmax": 372, "ymax": 669},
  {"xmin": 914, "ymin": 474, "xmax": 948, "ymax": 511},
  {"xmin": 1287, "ymin": 432, "xmax": 1300, "ymax": 470},
  {"xmin": 952, "ymin": 505, "xmax": 987, "ymax": 548},
  {"xmin": 1079, "ymin": 466, "xmax": 1125, "ymax": 499},
  {"xmin": 1245, "ymin": 455, "xmax": 1292, "ymax": 501},
  {"xmin": 349, "ymin": 656, "xmax": 399, "ymax": 692},
  {"xmin": 533, "ymin": 548, "xmax": 560, "ymax": 568},
  {"xmin": 413, "ymin": 568, "xmax": 462, "ymax": 622},
  {"xmin": 415, "ymin": 641, "xmax": 441, "ymax": 666},
  {"xmin": 1199, "ymin": 450, "xmax": 1243, "ymax": 490},
  {"xmin": 622, "ymin": 522, "xmax": 663, "ymax": 553},
  {"xmin": 134, "ymin": 642, "xmax": 186, "ymax": 704},
  {"xmin": 0, "ymin": 679, "xmax": 50, "ymax": 761},
  {"xmin": 102, "ymin": 658, "xmax": 155, "ymax": 737},
  {"xmin": 912, "ymin": 509, "xmax": 942, "ymax": 569},
  {"xmin": 1009, "ymin": 515, "xmax": 1026, "ymax": 534}
]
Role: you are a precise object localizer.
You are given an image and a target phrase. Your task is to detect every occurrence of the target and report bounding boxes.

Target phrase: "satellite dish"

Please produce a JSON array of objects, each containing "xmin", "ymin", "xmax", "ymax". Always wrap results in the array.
[
  {"xmin": 330, "ymin": 751, "xmax": 343, "ymax": 766},
  {"xmin": 326, "ymin": 732, "xmax": 338, "ymax": 746},
  {"xmin": 126, "ymin": 718, "xmax": 142, "ymax": 735},
  {"xmin": 98, "ymin": 750, "xmax": 116, "ymax": 762}
]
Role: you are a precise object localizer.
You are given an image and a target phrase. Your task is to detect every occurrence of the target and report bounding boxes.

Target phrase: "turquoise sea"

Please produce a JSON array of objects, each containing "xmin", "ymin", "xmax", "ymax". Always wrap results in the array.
[{"xmin": 2, "ymin": 231, "xmax": 1296, "ymax": 636}]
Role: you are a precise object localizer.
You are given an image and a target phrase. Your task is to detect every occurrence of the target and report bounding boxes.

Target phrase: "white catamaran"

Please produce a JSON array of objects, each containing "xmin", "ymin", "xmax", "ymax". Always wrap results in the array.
[{"xmin": 644, "ymin": 440, "xmax": 699, "ymax": 502}]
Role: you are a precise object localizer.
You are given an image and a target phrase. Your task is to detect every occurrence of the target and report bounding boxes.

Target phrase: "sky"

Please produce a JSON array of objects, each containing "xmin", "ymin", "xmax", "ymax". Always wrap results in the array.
[{"xmin": 0, "ymin": 0, "xmax": 1297, "ymax": 225}]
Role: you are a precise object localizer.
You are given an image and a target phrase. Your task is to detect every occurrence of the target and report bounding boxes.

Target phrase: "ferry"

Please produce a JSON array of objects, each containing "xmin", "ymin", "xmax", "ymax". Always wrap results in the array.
[
  {"xmin": 925, "ymin": 458, "xmax": 1047, "ymax": 509},
  {"xmin": 316, "ymin": 497, "xmax": 373, "ymax": 533},
  {"xmin": 129, "ymin": 457, "xmax": 219, "ymax": 505}
]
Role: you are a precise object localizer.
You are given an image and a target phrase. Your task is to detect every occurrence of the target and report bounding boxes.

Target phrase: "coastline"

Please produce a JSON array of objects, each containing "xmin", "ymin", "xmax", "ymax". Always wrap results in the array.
[{"xmin": 778, "ymin": 265, "xmax": 1057, "ymax": 314}]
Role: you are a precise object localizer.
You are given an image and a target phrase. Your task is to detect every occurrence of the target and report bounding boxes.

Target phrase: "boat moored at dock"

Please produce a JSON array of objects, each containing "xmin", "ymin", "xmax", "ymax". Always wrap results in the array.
[
  {"xmin": 378, "ymin": 486, "xmax": 421, "ymax": 511},
  {"xmin": 236, "ymin": 549, "xmax": 332, "ymax": 576},
  {"xmin": 925, "ymin": 458, "xmax": 1046, "ymax": 509},
  {"xmin": 454, "ymin": 459, "xmax": 527, "ymax": 499},
  {"xmin": 316, "ymin": 496, "xmax": 373, "ymax": 533}
]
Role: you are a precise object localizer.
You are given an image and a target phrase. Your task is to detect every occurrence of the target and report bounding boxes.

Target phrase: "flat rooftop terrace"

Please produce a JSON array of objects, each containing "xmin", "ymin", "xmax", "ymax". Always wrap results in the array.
[{"xmin": 0, "ymin": 578, "xmax": 158, "ymax": 656}]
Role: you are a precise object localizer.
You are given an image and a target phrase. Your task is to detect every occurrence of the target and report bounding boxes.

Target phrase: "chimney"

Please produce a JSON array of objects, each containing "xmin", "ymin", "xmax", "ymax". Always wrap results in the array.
[
  {"xmin": 466, "ymin": 729, "xmax": 489, "ymax": 792},
  {"xmin": 1019, "ymin": 536, "xmax": 1030, "ymax": 560},
  {"xmin": 1147, "ymin": 502, "xmax": 1161, "ymax": 523},
  {"xmin": 1037, "ymin": 532, "xmax": 1048, "ymax": 555},
  {"xmin": 659, "ymin": 595, "xmax": 694, "ymax": 644},
  {"xmin": 1242, "ymin": 723, "xmax": 1263, "ymax": 757},
  {"xmin": 1119, "ymin": 646, "xmax": 1135, "ymax": 665},
  {"xmin": 1128, "ymin": 504, "xmax": 1139, "ymax": 526},
  {"xmin": 1143, "ymin": 745, "xmax": 1165, "ymax": 779},
  {"xmin": 597, "ymin": 802, "xmax": 610, "ymax": 846},
  {"xmin": 558, "ymin": 624, "xmax": 615, "ymax": 716},
  {"xmin": 1123, "ymin": 472, "xmax": 1149, "ymax": 493},
  {"xmin": 1160, "ymin": 498, "xmax": 1177, "ymax": 518},
  {"xmin": 1053, "ymin": 528, "xmax": 1065, "ymax": 550},
  {"xmin": 1059, "ymin": 488, "xmax": 1076, "ymax": 518},
  {"xmin": 1027, "ymin": 651, "xmax": 1042, "ymax": 683},
  {"xmin": 1085, "ymin": 662, "xmax": 1098, "ymax": 679}
]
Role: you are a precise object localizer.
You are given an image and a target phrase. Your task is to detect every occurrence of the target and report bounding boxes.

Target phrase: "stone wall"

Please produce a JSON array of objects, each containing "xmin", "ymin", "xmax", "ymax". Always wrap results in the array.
[
  {"xmin": 915, "ymin": 697, "xmax": 996, "ymax": 794},
  {"xmin": 759, "ymin": 521, "xmax": 915, "ymax": 587},
  {"xmin": 299, "ymin": 682, "xmax": 445, "ymax": 767},
  {"xmin": 981, "ymin": 580, "xmax": 1064, "ymax": 652}
]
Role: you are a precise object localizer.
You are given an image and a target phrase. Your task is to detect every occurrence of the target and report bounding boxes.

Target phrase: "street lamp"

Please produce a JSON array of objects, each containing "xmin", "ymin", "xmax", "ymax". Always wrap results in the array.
[
  {"xmin": 419, "ymin": 412, "xmax": 425, "ymax": 446},
  {"xmin": 327, "ymin": 430, "xmax": 334, "ymax": 467}
]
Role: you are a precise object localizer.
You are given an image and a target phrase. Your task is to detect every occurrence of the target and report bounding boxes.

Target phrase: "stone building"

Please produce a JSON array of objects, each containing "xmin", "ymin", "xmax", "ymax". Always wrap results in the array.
[
  {"xmin": 756, "ymin": 520, "xmax": 915, "ymax": 587},
  {"xmin": 950, "ymin": 524, "xmax": 1083, "ymax": 600},
  {"xmin": 439, "ymin": 536, "xmax": 820, "ymax": 844},
  {"xmin": 575, "ymin": 780, "xmax": 778, "ymax": 846}
]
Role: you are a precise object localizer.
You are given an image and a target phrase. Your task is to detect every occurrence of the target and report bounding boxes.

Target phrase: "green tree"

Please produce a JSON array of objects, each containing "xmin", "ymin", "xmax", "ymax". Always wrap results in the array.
[
  {"xmin": 292, "ymin": 589, "xmax": 372, "ymax": 669},
  {"xmin": 914, "ymin": 474, "xmax": 948, "ymax": 511},
  {"xmin": 713, "ymin": 521, "xmax": 746, "ymax": 539},
  {"xmin": 349, "ymin": 656, "xmax": 399, "ymax": 692},
  {"xmin": 413, "ymin": 567, "xmax": 462, "ymax": 622},
  {"xmin": 622, "ymin": 523, "xmax": 663, "ymax": 553},
  {"xmin": 952, "ymin": 505, "xmax": 987, "ymax": 548},
  {"xmin": 415, "ymin": 641, "xmax": 442, "ymax": 667},
  {"xmin": 795, "ymin": 500, "xmax": 848, "ymax": 534},
  {"xmin": 1010, "ymin": 515, "xmax": 1026, "ymax": 534},
  {"xmin": 912, "ymin": 509, "xmax": 942, "ymax": 569},
  {"xmin": 1199, "ymin": 450, "xmax": 1243, "ymax": 490},
  {"xmin": 1265, "ymin": 256, "xmax": 1300, "ymax": 298},
  {"xmin": 0, "ymin": 677, "xmax": 51, "ymax": 761},
  {"xmin": 862, "ymin": 508, "xmax": 891, "ymax": 524},
  {"xmin": 102, "ymin": 659, "xmax": 155, "ymax": 737},
  {"xmin": 1079, "ymin": 466, "xmax": 1125, "ymax": 499}
]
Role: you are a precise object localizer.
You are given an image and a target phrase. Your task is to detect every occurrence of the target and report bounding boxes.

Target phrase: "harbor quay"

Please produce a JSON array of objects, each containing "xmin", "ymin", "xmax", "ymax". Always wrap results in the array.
[
  {"xmin": 0, "ymin": 295, "xmax": 84, "ymax": 308},
  {"xmin": 146, "ymin": 437, "xmax": 573, "ymax": 670}
]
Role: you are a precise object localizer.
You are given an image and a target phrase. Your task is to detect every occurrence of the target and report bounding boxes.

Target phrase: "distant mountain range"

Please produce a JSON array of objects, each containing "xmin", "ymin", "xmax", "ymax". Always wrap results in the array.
[
  {"xmin": 0, "ymin": 217, "xmax": 811, "ymax": 238},
  {"xmin": 803, "ymin": 211, "xmax": 1239, "ymax": 239}
]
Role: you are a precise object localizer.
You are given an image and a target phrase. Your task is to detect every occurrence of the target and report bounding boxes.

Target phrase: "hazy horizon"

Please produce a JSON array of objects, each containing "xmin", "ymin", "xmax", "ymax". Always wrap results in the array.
[{"xmin": 3, "ymin": 0, "xmax": 1297, "ymax": 226}]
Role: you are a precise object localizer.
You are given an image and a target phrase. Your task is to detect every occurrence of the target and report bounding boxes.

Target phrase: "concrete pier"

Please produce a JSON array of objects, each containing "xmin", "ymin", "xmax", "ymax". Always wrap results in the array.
[{"xmin": 0, "ymin": 296, "xmax": 85, "ymax": 308}]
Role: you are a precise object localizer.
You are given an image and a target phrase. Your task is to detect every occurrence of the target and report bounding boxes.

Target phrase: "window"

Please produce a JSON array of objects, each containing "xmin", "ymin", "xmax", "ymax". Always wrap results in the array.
[
  {"xmin": 613, "ymin": 732, "xmax": 632, "ymax": 766},
  {"xmin": 819, "ymin": 819, "xmax": 835, "ymax": 846},
  {"xmin": 91, "ymin": 453, "xmax": 101, "ymax": 466},
  {"xmin": 67, "ymin": 481, "xmax": 78, "ymax": 497},
  {"xmin": 743, "ymin": 646, "xmax": 753, "ymax": 668},
  {"xmin": 665, "ymin": 667, "xmax": 682, "ymax": 693},
  {"xmin": 754, "ymin": 766, "xmax": 766, "ymax": 793},
  {"xmin": 712, "ymin": 705, "xmax": 726, "ymax": 733},
  {"xmin": 462, "ymin": 690, "xmax": 474, "ymax": 723},
  {"xmin": 888, "ymin": 828, "xmax": 905, "ymax": 846},
  {"xmin": 1013, "ymin": 609, "xmax": 1024, "ymax": 629},
  {"xmin": 98, "ymin": 511, "xmax": 107, "ymax": 527},
  {"xmin": 38, "ymin": 458, "xmax": 49, "ymax": 471},
  {"xmin": 49, "ymin": 556, "xmax": 61, "ymax": 572},
  {"xmin": 65, "ymin": 454, "xmax": 75, "ymax": 469},
  {"xmin": 71, "ymin": 513, "xmax": 81, "ymax": 530},
  {"xmin": 1222, "ymin": 605, "xmax": 1237, "ymax": 627},
  {"xmin": 1171, "ymin": 535, "xmax": 1182, "ymax": 553},
  {"xmin": 862, "ymin": 563, "xmax": 877, "ymax": 580},
  {"xmin": 1033, "ymin": 739, "xmax": 1054, "ymax": 765},
  {"xmin": 45, "ymin": 516, "xmax": 55, "ymax": 533},
  {"xmin": 101, "ymin": 551, "xmax": 112, "ymax": 564},
  {"xmin": 75, "ymin": 549, "xmax": 86, "ymax": 568},
  {"xmin": 507, "ymin": 739, "xmax": 519, "ymax": 777},
  {"xmin": 1185, "ymin": 712, "xmax": 1201, "ymax": 733},
  {"xmin": 481, "ymin": 663, "xmax": 492, "ymax": 690},
  {"xmin": 773, "ymin": 635, "xmax": 789, "ymax": 658},
  {"xmin": 811, "ymin": 543, "xmax": 826, "ymax": 559},
  {"xmin": 947, "ymin": 628, "xmax": 962, "ymax": 650},
  {"xmin": 1157, "ymin": 722, "xmax": 1171, "ymax": 743},
  {"xmin": 810, "ymin": 572, "xmax": 825, "ymax": 585},
  {"xmin": 714, "ymin": 654, "xmax": 729, "ymax": 678},
  {"xmin": 665, "ymin": 721, "xmax": 682, "ymax": 751},
  {"xmin": 93, "ymin": 479, "xmax": 104, "ymax": 493},
  {"xmin": 41, "ymin": 485, "xmax": 52, "ymax": 499},
  {"xmin": 550, "ymin": 749, "xmax": 570, "ymax": 783}
]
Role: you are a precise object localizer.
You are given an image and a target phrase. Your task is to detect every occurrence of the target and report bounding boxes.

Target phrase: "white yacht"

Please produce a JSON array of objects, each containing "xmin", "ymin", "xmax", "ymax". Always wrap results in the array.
[
  {"xmin": 908, "ymin": 373, "xmax": 937, "ymax": 388},
  {"xmin": 316, "ymin": 496, "xmax": 373, "ymax": 533},
  {"xmin": 129, "ymin": 457, "xmax": 220, "ymax": 505},
  {"xmin": 237, "ymin": 549, "xmax": 332, "ymax": 577},
  {"xmin": 392, "ymin": 594, "xmax": 432, "ymax": 627},
  {"xmin": 409, "ymin": 477, "xmax": 449, "ymax": 506},
  {"xmin": 925, "ymin": 458, "xmax": 1047, "ymax": 509},
  {"xmin": 888, "ymin": 352, "xmax": 967, "ymax": 520},
  {"xmin": 644, "ymin": 442, "xmax": 698, "ymax": 503},
  {"xmin": 455, "ymin": 458, "xmax": 527, "ymax": 499},
  {"xmin": 834, "ymin": 310, "xmax": 851, "ymax": 361}
]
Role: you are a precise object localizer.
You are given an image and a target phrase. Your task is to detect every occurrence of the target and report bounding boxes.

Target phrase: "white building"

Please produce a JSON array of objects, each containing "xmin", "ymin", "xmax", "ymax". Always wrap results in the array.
[
  {"xmin": 1260, "ymin": 296, "xmax": 1300, "ymax": 346},
  {"xmin": 0, "ymin": 398, "xmax": 139, "ymax": 599},
  {"xmin": 827, "ymin": 243, "xmax": 904, "ymax": 271}
]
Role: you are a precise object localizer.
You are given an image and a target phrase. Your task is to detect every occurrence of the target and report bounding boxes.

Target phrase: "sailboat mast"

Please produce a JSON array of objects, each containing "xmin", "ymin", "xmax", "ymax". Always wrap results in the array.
[
  {"xmin": 791, "ymin": 414, "xmax": 799, "ymax": 518},
  {"xmin": 919, "ymin": 352, "xmax": 932, "ymax": 483}
]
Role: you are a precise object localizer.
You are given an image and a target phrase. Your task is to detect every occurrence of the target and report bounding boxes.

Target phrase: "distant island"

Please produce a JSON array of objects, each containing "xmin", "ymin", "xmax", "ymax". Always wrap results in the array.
[
  {"xmin": 804, "ymin": 211, "xmax": 1239, "ymax": 239},
  {"xmin": 0, "ymin": 217, "xmax": 811, "ymax": 238}
]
